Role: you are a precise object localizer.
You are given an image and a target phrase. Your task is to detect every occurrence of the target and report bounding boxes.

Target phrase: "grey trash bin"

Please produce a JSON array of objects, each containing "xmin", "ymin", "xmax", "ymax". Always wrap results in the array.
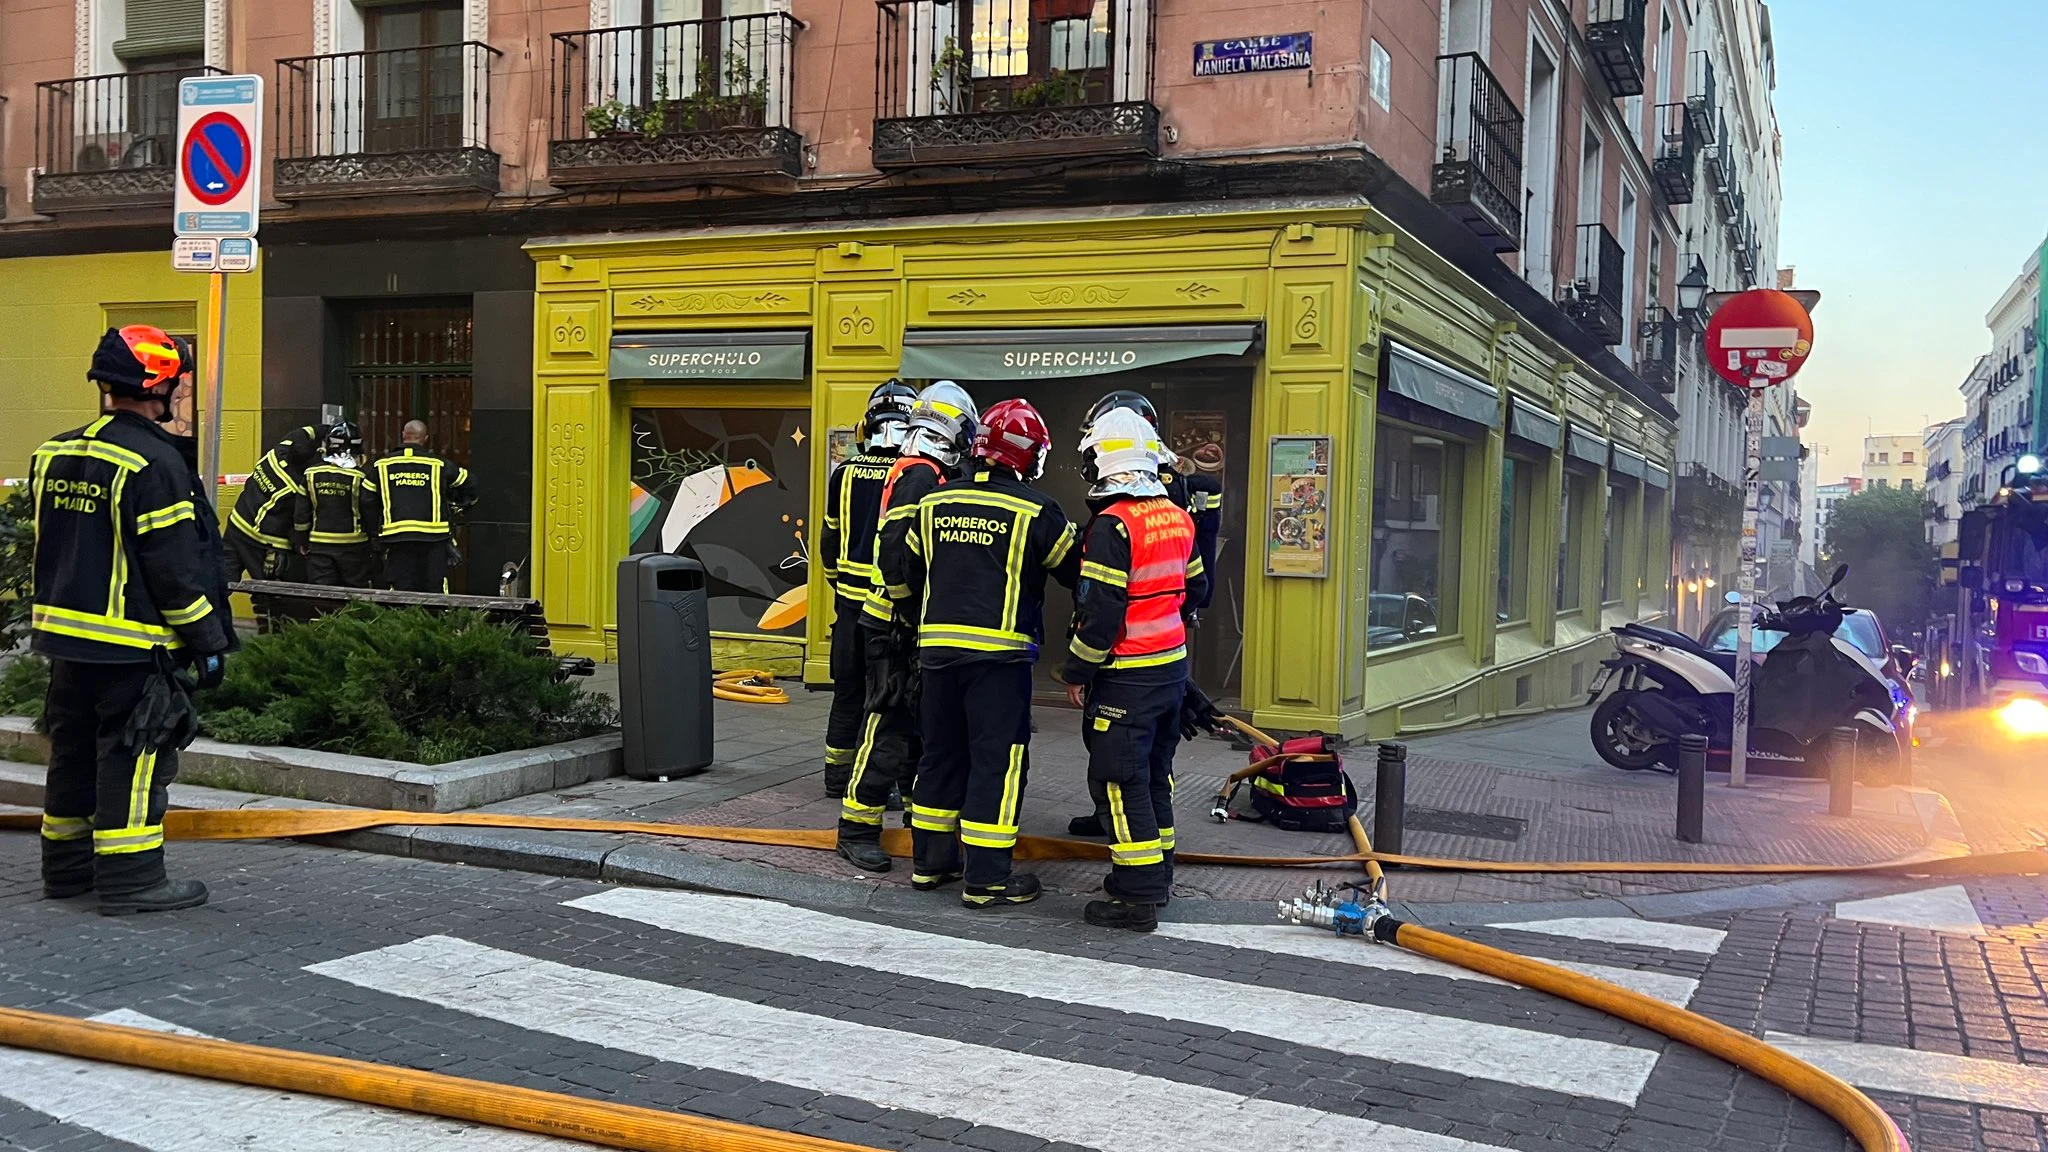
[{"xmin": 617, "ymin": 554, "xmax": 714, "ymax": 779}]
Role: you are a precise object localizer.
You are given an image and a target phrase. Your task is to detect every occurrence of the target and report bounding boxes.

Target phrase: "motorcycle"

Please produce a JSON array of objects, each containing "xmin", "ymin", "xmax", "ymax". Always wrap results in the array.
[{"xmin": 1586, "ymin": 565, "xmax": 1906, "ymax": 778}]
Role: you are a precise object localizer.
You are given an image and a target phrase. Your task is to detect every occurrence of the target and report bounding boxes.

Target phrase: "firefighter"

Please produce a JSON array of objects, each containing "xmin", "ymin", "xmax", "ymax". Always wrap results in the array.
[
  {"xmin": 818, "ymin": 380, "xmax": 917, "ymax": 798},
  {"xmin": 33, "ymin": 327, "xmax": 235, "ymax": 914},
  {"xmin": 372, "ymin": 420, "xmax": 476, "ymax": 593},
  {"xmin": 224, "ymin": 421, "xmax": 324, "ymax": 628},
  {"xmin": 888, "ymin": 399, "xmax": 1079, "ymax": 905},
  {"xmin": 292, "ymin": 421, "xmax": 381, "ymax": 589},
  {"xmin": 1061, "ymin": 407, "xmax": 1208, "ymax": 932},
  {"xmin": 836, "ymin": 381, "xmax": 976, "ymax": 870},
  {"xmin": 1066, "ymin": 390, "xmax": 1222, "ymax": 837}
]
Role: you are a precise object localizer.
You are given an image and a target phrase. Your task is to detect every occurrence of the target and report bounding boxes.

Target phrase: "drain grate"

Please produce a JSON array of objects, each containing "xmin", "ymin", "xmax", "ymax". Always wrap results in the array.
[{"xmin": 1402, "ymin": 806, "xmax": 1527, "ymax": 842}]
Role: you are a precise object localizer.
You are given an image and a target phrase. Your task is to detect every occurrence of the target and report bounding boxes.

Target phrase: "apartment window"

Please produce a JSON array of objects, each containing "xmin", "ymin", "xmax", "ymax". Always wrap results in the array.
[
  {"xmin": 1559, "ymin": 467, "xmax": 1594, "ymax": 612},
  {"xmin": 1498, "ymin": 454, "xmax": 1539, "ymax": 623},
  {"xmin": 1901, "ymin": 478, "xmax": 1914, "ymax": 491},
  {"xmin": 1640, "ymin": 484, "xmax": 1666, "ymax": 602},
  {"xmin": 1902, "ymin": 451, "xmax": 1915, "ymax": 464},
  {"xmin": 1878, "ymin": 452, "xmax": 1888, "ymax": 463},
  {"xmin": 1578, "ymin": 125, "xmax": 1604, "ymax": 226},
  {"xmin": 1875, "ymin": 478, "xmax": 1888, "ymax": 489},
  {"xmin": 1442, "ymin": 0, "xmax": 1488, "ymax": 57},
  {"xmin": 1521, "ymin": 36, "xmax": 1560, "ymax": 292},
  {"xmin": 1618, "ymin": 184, "xmax": 1638, "ymax": 351},
  {"xmin": 1371, "ymin": 424, "xmax": 1465, "ymax": 651}
]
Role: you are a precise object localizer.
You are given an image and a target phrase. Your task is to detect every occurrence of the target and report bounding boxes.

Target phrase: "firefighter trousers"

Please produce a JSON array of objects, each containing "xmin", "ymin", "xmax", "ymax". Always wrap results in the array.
[
  {"xmin": 383, "ymin": 539, "xmax": 450, "ymax": 593},
  {"xmin": 1082, "ymin": 670, "xmax": 1184, "ymax": 905},
  {"xmin": 823, "ymin": 593, "xmax": 867, "ymax": 791},
  {"xmin": 222, "ymin": 525, "xmax": 288, "ymax": 631},
  {"xmin": 40, "ymin": 660, "xmax": 177, "ymax": 895},
  {"xmin": 838, "ymin": 628, "xmax": 920, "ymax": 843},
  {"xmin": 306, "ymin": 544, "xmax": 377, "ymax": 589},
  {"xmin": 911, "ymin": 661, "xmax": 1033, "ymax": 887}
]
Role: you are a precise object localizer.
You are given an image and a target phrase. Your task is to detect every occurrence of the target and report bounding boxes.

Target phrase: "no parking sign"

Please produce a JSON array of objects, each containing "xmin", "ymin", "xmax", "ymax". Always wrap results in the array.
[{"xmin": 174, "ymin": 75, "xmax": 262, "ymax": 238}]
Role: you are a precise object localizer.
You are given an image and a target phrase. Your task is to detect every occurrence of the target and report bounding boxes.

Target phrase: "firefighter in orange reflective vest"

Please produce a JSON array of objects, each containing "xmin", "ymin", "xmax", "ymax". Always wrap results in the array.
[
  {"xmin": 897, "ymin": 399, "xmax": 1079, "ymax": 906},
  {"xmin": 33, "ymin": 327, "xmax": 235, "ymax": 915},
  {"xmin": 836, "ymin": 381, "xmax": 977, "ymax": 868},
  {"xmin": 818, "ymin": 380, "xmax": 916, "ymax": 798},
  {"xmin": 1061, "ymin": 407, "xmax": 1207, "ymax": 933}
]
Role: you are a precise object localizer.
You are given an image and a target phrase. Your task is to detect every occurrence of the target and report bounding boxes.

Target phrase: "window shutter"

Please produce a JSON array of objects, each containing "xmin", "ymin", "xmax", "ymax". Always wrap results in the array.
[{"xmin": 114, "ymin": 0, "xmax": 206, "ymax": 62}]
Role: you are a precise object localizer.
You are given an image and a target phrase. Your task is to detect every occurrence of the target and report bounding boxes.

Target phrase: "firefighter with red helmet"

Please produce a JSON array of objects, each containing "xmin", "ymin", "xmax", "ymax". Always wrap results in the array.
[
  {"xmin": 889, "ymin": 398, "xmax": 1079, "ymax": 906},
  {"xmin": 32, "ymin": 327, "xmax": 236, "ymax": 915},
  {"xmin": 1062, "ymin": 407, "xmax": 1208, "ymax": 932}
]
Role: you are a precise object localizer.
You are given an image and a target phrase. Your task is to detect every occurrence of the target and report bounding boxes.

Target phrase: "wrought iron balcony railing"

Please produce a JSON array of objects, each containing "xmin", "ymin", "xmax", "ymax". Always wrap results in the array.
[
  {"xmin": 1587, "ymin": 0, "xmax": 1648, "ymax": 98},
  {"xmin": 1686, "ymin": 50, "xmax": 1716, "ymax": 142},
  {"xmin": 1562, "ymin": 223, "xmax": 1626, "ymax": 346},
  {"xmin": 276, "ymin": 42, "xmax": 500, "ymax": 197},
  {"xmin": 1652, "ymin": 102, "xmax": 1698, "ymax": 204},
  {"xmin": 1431, "ymin": 53, "xmax": 1524, "ymax": 253},
  {"xmin": 550, "ymin": 14, "xmax": 800, "ymax": 186},
  {"xmin": 1638, "ymin": 305, "xmax": 1678, "ymax": 393},
  {"xmin": 33, "ymin": 63, "xmax": 224, "ymax": 213},
  {"xmin": 872, "ymin": 0, "xmax": 1157, "ymax": 167}
]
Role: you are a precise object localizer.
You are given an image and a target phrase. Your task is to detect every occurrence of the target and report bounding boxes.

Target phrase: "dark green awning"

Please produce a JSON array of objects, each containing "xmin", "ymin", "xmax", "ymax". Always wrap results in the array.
[
  {"xmin": 610, "ymin": 331, "xmax": 809, "ymax": 381},
  {"xmin": 1381, "ymin": 342, "xmax": 1501, "ymax": 428},
  {"xmin": 899, "ymin": 324, "xmax": 1257, "ymax": 381},
  {"xmin": 1645, "ymin": 464, "xmax": 1671, "ymax": 489},
  {"xmin": 1567, "ymin": 425, "xmax": 1609, "ymax": 467},
  {"xmin": 1507, "ymin": 395, "xmax": 1561, "ymax": 450},
  {"xmin": 1611, "ymin": 446, "xmax": 1647, "ymax": 480}
]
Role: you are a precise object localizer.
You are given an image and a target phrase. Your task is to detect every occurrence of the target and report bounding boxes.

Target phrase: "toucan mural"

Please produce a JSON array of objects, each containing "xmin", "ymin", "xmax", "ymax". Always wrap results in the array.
[{"xmin": 628, "ymin": 408, "xmax": 811, "ymax": 638}]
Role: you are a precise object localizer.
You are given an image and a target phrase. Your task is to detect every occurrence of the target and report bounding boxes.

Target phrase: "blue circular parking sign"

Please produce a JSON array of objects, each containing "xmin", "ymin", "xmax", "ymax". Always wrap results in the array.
[{"xmin": 181, "ymin": 112, "xmax": 251, "ymax": 207}]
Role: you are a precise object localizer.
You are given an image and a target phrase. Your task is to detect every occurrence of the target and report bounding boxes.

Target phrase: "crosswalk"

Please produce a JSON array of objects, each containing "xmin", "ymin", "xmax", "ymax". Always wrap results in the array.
[{"xmin": 0, "ymin": 884, "xmax": 2029, "ymax": 1152}]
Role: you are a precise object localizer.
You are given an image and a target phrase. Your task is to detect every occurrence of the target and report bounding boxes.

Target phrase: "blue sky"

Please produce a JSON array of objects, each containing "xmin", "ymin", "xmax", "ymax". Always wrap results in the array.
[{"xmin": 1770, "ymin": 0, "xmax": 2046, "ymax": 481}]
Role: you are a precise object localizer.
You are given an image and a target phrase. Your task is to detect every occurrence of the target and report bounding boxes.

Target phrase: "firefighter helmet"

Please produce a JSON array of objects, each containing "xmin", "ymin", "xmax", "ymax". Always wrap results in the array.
[
  {"xmin": 1079, "ymin": 407, "xmax": 1167, "ymax": 500},
  {"xmin": 862, "ymin": 379, "xmax": 917, "ymax": 450},
  {"xmin": 1081, "ymin": 389, "xmax": 1158, "ymax": 434},
  {"xmin": 89, "ymin": 325, "xmax": 186, "ymax": 399},
  {"xmin": 973, "ymin": 398, "xmax": 1051, "ymax": 480},
  {"xmin": 323, "ymin": 421, "xmax": 363, "ymax": 456},
  {"xmin": 903, "ymin": 380, "xmax": 978, "ymax": 468}
]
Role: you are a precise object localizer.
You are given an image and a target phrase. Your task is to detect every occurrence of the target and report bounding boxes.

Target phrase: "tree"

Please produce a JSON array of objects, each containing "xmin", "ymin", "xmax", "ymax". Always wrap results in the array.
[{"xmin": 1822, "ymin": 485, "xmax": 1938, "ymax": 631}]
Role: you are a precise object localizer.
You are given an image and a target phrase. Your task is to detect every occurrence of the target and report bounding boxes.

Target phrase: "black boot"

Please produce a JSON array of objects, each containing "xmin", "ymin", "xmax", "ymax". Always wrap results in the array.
[
  {"xmin": 43, "ymin": 879, "xmax": 92, "ymax": 900},
  {"xmin": 962, "ymin": 873, "xmax": 1041, "ymax": 909},
  {"xmin": 1084, "ymin": 899, "xmax": 1158, "ymax": 933},
  {"xmin": 836, "ymin": 838, "xmax": 893, "ymax": 872},
  {"xmin": 99, "ymin": 879, "xmax": 208, "ymax": 917},
  {"xmin": 1066, "ymin": 813, "xmax": 1107, "ymax": 837}
]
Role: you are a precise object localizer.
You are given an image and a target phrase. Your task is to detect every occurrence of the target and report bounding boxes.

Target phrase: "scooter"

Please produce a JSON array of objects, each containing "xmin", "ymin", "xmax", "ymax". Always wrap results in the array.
[{"xmin": 1586, "ymin": 565, "xmax": 1906, "ymax": 778}]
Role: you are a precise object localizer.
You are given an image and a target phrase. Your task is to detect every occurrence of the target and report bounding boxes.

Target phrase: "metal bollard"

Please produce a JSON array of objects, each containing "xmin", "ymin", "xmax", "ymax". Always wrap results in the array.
[
  {"xmin": 1828, "ymin": 727, "xmax": 1858, "ymax": 818},
  {"xmin": 1676, "ymin": 734, "xmax": 1707, "ymax": 844},
  {"xmin": 1374, "ymin": 742, "xmax": 1407, "ymax": 863}
]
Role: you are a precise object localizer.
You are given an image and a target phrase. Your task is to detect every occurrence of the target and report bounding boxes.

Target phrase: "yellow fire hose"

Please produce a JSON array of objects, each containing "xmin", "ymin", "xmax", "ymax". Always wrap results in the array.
[{"xmin": 713, "ymin": 670, "xmax": 789, "ymax": 705}]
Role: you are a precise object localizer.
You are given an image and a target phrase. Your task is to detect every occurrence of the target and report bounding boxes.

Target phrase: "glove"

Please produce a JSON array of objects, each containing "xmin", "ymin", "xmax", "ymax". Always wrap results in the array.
[
  {"xmin": 1183, "ymin": 610, "xmax": 1202, "ymax": 631},
  {"xmin": 123, "ymin": 649, "xmax": 203, "ymax": 755},
  {"xmin": 194, "ymin": 652, "xmax": 227, "ymax": 691},
  {"xmin": 1179, "ymin": 682, "xmax": 1225, "ymax": 743}
]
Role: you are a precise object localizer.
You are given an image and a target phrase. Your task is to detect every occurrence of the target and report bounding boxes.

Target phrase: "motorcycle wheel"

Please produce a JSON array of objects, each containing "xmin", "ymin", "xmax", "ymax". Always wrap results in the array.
[{"xmin": 1591, "ymin": 690, "xmax": 1671, "ymax": 771}]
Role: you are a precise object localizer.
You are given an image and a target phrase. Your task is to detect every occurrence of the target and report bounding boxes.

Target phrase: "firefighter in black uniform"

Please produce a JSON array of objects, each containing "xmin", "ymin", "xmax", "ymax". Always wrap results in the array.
[
  {"xmin": 293, "ymin": 422, "xmax": 382, "ymax": 588},
  {"xmin": 33, "ymin": 327, "xmax": 234, "ymax": 915},
  {"xmin": 836, "ymin": 381, "xmax": 976, "ymax": 869},
  {"xmin": 224, "ymin": 421, "xmax": 323, "ymax": 629},
  {"xmin": 373, "ymin": 420, "xmax": 476, "ymax": 592},
  {"xmin": 1061, "ymin": 407, "xmax": 1207, "ymax": 932},
  {"xmin": 1067, "ymin": 390, "xmax": 1222, "ymax": 837},
  {"xmin": 817, "ymin": 380, "xmax": 916, "ymax": 798},
  {"xmin": 888, "ymin": 399, "xmax": 1079, "ymax": 903}
]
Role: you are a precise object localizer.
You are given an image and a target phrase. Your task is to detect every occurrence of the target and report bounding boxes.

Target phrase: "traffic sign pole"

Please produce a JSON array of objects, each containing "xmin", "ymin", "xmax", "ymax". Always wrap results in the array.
[
  {"xmin": 1731, "ymin": 388, "xmax": 1765, "ymax": 787},
  {"xmin": 202, "ymin": 272, "xmax": 229, "ymax": 511}
]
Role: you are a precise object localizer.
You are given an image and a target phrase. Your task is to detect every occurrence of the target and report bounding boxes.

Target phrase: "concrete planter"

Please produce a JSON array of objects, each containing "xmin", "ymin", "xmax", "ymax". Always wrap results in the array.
[{"xmin": 0, "ymin": 716, "xmax": 620, "ymax": 813}]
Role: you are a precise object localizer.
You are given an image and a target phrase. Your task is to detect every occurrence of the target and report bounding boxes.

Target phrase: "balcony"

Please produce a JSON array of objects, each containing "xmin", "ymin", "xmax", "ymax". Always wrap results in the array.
[
  {"xmin": 32, "ymin": 63, "xmax": 223, "ymax": 213},
  {"xmin": 275, "ymin": 43, "xmax": 500, "ymax": 199},
  {"xmin": 549, "ymin": 14, "xmax": 801, "ymax": 187},
  {"xmin": 1430, "ymin": 53, "xmax": 1524, "ymax": 253},
  {"xmin": 1651, "ymin": 103, "xmax": 1698, "ymax": 204},
  {"xmin": 1686, "ymin": 50, "xmax": 1716, "ymax": 143},
  {"xmin": 1734, "ymin": 220, "xmax": 1757, "ymax": 282},
  {"xmin": 871, "ymin": 0, "xmax": 1157, "ymax": 168},
  {"xmin": 1637, "ymin": 306, "xmax": 1678, "ymax": 393},
  {"xmin": 1587, "ymin": 0, "xmax": 1649, "ymax": 98},
  {"xmin": 1562, "ymin": 223, "xmax": 1626, "ymax": 345},
  {"xmin": 1675, "ymin": 464, "xmax": 1741, "ymax": 544}
]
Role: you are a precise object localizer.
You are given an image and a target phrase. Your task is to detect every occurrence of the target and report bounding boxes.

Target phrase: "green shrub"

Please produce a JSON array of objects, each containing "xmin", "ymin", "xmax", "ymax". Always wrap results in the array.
[
  {"xmin": 0, "ymin": 485, "xmax": 35, "ymax": 651},
  {"xmin": 0, "ymin": 654, "xmax": 48, "ymax": 725},
  {"xmin": 199, "ymin": 602, "xmax": 616, "ymax": 764}
]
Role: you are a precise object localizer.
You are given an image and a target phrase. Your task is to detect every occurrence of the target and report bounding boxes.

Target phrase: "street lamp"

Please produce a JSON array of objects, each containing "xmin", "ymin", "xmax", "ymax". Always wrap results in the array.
[{"xmin": 1677, "ymin": 258, "xmax": 1710, "ymax": 320}]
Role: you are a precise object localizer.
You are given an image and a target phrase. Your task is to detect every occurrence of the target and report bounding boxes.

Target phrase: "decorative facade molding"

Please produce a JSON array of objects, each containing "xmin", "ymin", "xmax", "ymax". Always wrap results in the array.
[
  {"xmin": 205, "ymin": 0, "xmax": 227, "ymax": 69},
  {"xmin": 467, "ymin": 0, "xmax": 489, "ymax": 44},
  {"xmin": 74, "ymin": 0, "xmax": 92, "ymax": 77}
]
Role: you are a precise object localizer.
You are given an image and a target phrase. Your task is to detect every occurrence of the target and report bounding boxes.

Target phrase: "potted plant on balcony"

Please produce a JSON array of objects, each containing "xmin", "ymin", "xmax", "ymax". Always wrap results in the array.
[
  {"xmin": 928, "ymin": 36, "xmax": 971, "ymax": 114},
  {"xmin": 671, "ymin": 56, "xmax": 769, "ymax": 131},
  {"xmin": 584, "ymin": 98, "xmax": 643, "ymax": 138},
  {"xmin": 1010, "ymin": 69, "xmax": 1090, "ymax": 109}
]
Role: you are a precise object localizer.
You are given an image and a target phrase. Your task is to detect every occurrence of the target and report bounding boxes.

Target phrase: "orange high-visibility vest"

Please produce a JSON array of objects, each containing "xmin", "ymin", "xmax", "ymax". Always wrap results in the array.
[{"xmin": 1101, "ymin": 497, "xmax": 1195, "ymax": 665}]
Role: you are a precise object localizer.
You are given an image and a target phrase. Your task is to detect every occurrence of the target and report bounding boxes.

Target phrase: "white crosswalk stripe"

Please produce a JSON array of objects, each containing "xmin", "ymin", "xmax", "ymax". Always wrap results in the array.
[
  {"xmin": 1152, "ymin": 922, "xmax": 1702, "ymax": 1006},
  {"xmin": 1484, "ymin": 916, "xmax": 1728, "ymax": 954},
  {"xmin": 1764, "ymin": 1032, "xmax": 2048, "ymax": 1113},
  {"xmin": 309, "ymin": 934, "xmax": 1514, "ymax": 1152},
  {"xmin": 0, "ymin": 1009, "xmax": 594, "ymax": 1150},
  {"xmin": 563, "ymin": 886, "xmax": 1661, "ymax": 1105}
]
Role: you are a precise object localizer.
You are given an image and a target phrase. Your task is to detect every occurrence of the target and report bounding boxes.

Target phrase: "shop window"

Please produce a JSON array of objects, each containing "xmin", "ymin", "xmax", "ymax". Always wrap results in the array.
[
  {"xmin": 1370, "ymin": 423, "xmax": 1464, "ymax": 651},
  {"xmin": 1602, "ymin": 479, "xmax": 1635, "ymax": 604},
  {"xmin": 1640, "ymin": 484, "xmax": 1666, "ymax": 603},
  {"xmin": 1497, "ymin": 454, "xmax": 1538, "ymax": 623},
  {"xmin": 1558, "ymin": 468, "xmax": 1593, "ymax": 612}
]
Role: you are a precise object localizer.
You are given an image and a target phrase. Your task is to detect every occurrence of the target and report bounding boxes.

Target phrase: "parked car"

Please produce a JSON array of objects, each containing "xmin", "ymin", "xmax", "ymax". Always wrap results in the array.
[{"xmin": 1368, "ymin": 592, "xmax": 1438, "ymax": 648}]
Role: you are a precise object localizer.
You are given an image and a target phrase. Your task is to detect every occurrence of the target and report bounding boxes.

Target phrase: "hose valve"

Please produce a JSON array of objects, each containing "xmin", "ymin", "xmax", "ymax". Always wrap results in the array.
[{"xmin": 1276, "ymin": 881, "xmax": 1383, "ymax": 937}]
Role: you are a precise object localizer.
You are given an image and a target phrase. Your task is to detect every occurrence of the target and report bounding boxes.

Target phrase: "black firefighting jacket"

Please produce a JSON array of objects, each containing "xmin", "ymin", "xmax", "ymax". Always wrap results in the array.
[
  {"xmin": 29, "ymin": 411, "xmax": 235, "ymax": 663},
  {"xmin": 228, "ymin": 424, "xmax": 321, "ymax": 549},
  {"xmin": 294, "ymin": 462, "xmax": 382, "ymax": 549},
  {"xmin": 864, "ymin": 455, "xmax": 949, "ymax": 630},
  {"xmin": 1163, "ymin": 465, "xmax": 1222, "ymax": 612},
  {"xmin": 902, "ymin": 468, "xmax": 1080, "ymax": 668},
  {"xmin": 820, "ymin": 448, "xmax": 896, "ymax": 604},
  {"xmin": 371, "ymin": 447, "xmax": 476, "ymax": 543}
]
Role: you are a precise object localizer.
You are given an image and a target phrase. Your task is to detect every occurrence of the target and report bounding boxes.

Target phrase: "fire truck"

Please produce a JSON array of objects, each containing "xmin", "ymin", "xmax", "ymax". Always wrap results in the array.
[{"xmin": 1955, "ymin": 453, "xmax": 2048, "ymax": 734}]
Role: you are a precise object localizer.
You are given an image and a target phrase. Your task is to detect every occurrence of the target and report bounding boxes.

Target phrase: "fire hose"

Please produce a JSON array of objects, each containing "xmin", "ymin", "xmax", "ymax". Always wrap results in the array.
[{"xmin": 713, "ymin": 669, "xmax": 790, "ymax": 705}]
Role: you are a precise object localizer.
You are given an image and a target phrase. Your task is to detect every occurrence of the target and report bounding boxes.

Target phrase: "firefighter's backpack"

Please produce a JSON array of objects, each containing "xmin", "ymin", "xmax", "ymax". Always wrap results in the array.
[{"xmin": 1212, "ymin": 734, "xmax": 1358, "ymax": 833}]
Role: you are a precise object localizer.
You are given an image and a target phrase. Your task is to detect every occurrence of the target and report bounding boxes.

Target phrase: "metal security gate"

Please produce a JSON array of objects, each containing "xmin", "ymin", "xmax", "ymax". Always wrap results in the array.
[{"xmin": 342, "ymin": 301, "xmax": 474, "ymax": 464}]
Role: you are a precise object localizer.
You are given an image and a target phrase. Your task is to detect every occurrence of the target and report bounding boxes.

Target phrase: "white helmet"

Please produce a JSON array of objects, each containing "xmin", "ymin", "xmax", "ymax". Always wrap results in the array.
[
  {"xmin": 1079, "ymin": 407, "xmax": 1168, "ymax": 499},
  {"xmin": 902, "ymin": 380, "xmax": 978, "ymax": 468}
]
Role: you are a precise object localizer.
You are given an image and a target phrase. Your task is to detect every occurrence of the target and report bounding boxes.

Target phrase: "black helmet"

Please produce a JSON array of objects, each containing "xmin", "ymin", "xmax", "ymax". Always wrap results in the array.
[
  {"xmin": 862, "ymin": 379, "xmax": 917, "ymax": 448},
  {"xmin": 323, "ymin": 421, "xmax": 363, "ymax": 456},
  {"xmin": 1082, "ymin": 390, "xmax": 1157, "ymax": 433}
]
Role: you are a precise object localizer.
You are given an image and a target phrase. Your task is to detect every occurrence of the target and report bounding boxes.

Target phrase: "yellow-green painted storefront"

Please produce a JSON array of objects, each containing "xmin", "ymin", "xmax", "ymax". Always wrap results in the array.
[{"xmin": 526, "ymin": 203, "xmax": 1674, "ymax": 740}]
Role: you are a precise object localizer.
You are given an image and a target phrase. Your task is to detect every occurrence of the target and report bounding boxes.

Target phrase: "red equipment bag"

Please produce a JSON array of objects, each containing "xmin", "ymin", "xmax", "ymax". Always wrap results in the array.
[{"xmin": 1209, "ymin": 733, "xmax": 1359, "ymax": 833}]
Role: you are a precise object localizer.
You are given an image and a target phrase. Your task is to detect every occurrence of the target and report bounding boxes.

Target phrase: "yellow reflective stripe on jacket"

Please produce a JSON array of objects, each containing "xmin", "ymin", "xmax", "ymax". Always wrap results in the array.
[
  {"xmin": 1045, "ymin": 522, "xmax": 1078, "ymax": 567},
  {"xmin": 1189, "ymin": 491, "xmax": 1221, "ymax": 512},
  {"xmin": 1106, "ymin": 645, "xmax": 1186, "ymax": 670},
  {"xmin": 32, "ymin": 605, "xmax": 180, "ymax": 650},
  {"xmin": 1070, "ymin": 635, "xmax": 1111, "ymax": 663},
  {"xmin": 917, "ymin": 625, "xmax": 1033, "ymax": 652},
  {"xmin": 1079, "ymin": 560, "xmax": 1127, "ymax": 588},
  {"xmin": 309, "ymin": 529, "xmax": 369, "ymax": 545},
  {"xmin": 162, "ymin": 596, "xmax": 213, "ymax": 627},
  {"xmin": 924, "ymin": 489, "xmax": 1043, "ymax": 517},
  {"xmin": 135, "ymin": 500, "xmax": 196, "ymax": 534},
  {"xmin": 34, "ymin": 438, "xmax": 147, "ymax": 473},
  {"xmin": 107, "ymin": 470, "xmax": 131, "ymax": 625}
]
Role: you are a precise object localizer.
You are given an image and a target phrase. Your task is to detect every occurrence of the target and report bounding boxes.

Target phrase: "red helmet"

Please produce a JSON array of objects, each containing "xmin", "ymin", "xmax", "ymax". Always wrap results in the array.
[{"xmin": 973, "ymin": 398, "xmax": 1051, "ymax": 480}]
